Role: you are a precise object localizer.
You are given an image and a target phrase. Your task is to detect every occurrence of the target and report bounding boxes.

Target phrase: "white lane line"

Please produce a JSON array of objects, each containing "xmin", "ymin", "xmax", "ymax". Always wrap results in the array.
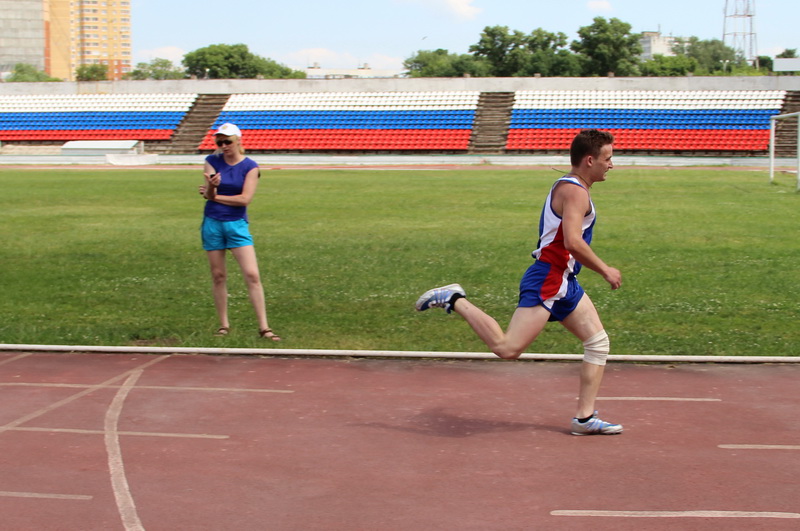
[
  {"xmin": 597, "ymin": 397, "xmax": 721, "ymax": 402},
  {"xmin": 0, "ymin": 355, "xmax": 167, "ymax": 434},
  {"xmin": 9, "ymin": 426, "xmax": 228, "ymax": 439},
  {"xmin": 0, "ymin": 490, "xmax": 92, "ymax": 501},
  {"xmin": 551, "ymin": 510, "xmax": 800, "ymax": 519},
  {"xmin": 719, "ymin": 444, "xmax": 800, "ymax": 450},
  {"xmin": 0, "ymin": 353, "xmax": 31, "ymax": 366},
  {"xmin": 0, "ymin": 383, "xmax": 293, "ymax": 393},
  {"xmin": 105, "ymin": 370, "xmax": 145, "ymax": 531}
]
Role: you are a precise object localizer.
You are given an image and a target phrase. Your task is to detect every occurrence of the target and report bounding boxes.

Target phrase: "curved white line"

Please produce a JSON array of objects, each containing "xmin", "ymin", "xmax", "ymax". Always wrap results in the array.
[{"xmin": 105, "ymin": 370, "xmax": 145, "ymax": 531}]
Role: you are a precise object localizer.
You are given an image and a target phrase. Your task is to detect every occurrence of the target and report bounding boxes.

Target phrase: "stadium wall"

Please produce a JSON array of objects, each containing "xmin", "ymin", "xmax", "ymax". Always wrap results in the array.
[{"xmin": 1, "ymin": 76, "xmax": 800, "ymax": 95}]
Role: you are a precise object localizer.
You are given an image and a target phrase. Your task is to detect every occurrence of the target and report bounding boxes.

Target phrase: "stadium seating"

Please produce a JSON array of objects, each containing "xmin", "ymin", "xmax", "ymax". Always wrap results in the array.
[
  {"xmin": 507, "ymin": 90, "xmax": 786, "ymax": 151},
  {"xmin": 0, "ymin": 94, "xmax": 197, "ymax": 142},
  {"xmin": 199, "ymin": 92, "xmax": 480, "ymax": 151},
  {"xmin": 0, "ymin": 89, "xmax": 790, "ymax": 155}
]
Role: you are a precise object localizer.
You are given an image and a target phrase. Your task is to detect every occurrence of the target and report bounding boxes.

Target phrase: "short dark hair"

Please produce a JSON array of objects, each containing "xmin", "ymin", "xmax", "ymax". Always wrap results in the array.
[{"xmin": 570, "ymin": 129, "xmax": 614, "ymax": 166}]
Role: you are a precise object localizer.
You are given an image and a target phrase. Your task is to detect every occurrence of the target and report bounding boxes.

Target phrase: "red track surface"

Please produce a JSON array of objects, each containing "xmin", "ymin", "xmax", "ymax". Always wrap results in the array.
[{"xmin": 1, "ymin": 351, "xmax": 798, "ymax": 530}]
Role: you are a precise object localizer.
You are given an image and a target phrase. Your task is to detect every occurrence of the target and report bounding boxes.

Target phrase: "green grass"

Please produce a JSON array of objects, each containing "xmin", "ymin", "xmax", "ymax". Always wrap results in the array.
[{"xmin": 1, "ymin": 166, "xmax": 798, "ymax": 356}]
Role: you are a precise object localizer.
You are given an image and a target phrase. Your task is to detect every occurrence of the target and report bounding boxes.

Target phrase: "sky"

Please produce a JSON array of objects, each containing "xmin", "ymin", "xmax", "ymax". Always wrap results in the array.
[{"xmin": 132, "ymin": 0, "xmax": 798, "ymax": 71}]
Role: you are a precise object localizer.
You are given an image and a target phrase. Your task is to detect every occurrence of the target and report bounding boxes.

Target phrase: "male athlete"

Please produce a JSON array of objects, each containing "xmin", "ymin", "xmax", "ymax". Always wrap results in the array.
[{"xmin": 415, "ymin": 129, "xmax": 622, "ymax": 435}]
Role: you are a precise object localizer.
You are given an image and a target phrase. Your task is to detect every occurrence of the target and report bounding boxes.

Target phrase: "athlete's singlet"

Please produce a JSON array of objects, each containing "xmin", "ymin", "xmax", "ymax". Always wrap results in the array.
[{"xmin": 532, "ymin": 176, "xmax": 596, "ymax": 277}]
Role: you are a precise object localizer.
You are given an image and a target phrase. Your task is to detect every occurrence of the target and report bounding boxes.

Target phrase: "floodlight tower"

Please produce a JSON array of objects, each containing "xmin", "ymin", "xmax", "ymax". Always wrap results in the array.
[{"xmin": 723, "ymin": 0, "xmax": 759, "ymax": 67}]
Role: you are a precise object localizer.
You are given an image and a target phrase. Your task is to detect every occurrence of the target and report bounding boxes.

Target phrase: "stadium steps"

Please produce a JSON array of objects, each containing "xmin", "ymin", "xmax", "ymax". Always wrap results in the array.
[
  {"xmin": 152, "ymin": 93, "xmax": 231, "ymax": 154},
  {"xmin": 774, "ymin": 90, "xmax": 800, "ymax": 158},
  {"xmin": 468, "ymin": 92, "xmax": 514, "ymax": 154}
]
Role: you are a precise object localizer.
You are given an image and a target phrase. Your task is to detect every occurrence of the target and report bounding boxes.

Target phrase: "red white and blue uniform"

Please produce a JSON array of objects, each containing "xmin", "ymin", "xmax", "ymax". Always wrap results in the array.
[{"xmin": 518, "ymin": 176, "xmax": 595, "ymax": 321}]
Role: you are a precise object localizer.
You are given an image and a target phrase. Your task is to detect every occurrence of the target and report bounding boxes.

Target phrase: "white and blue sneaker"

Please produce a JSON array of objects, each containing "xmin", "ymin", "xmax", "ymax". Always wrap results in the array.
[
  {"xmin": 570, "ymin": 411, "xmax": 623, "ymax": 436},
  {"xmin": 415, "ymin": 283, "xmax": 466, "ymax": 314}
]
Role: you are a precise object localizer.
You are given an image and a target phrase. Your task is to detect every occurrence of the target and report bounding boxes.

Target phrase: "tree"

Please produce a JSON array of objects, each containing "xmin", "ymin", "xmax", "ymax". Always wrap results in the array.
[
  {"xmin": 571, "ymin": 17, "xmax": 642, "ymax": 76},
  {"xmin": 640, "ymin": 54, "xmax": 698, "ymax": 76},
  {"xmin": 5, "ymin": 63, "xmax": 61, "ymax": 82},
  {"xmin": 467, "ymin": 26, "xmax": 581, "ymax": 77},
  {"xmin": 469, "ymin": 26, "xmax": 531, "ymax": 77},
  {"xmin": 757, "ymin": 55, "xmax": 773, "ymax": 72},
  {"xmin": 76, "ymin": 64, "xmax": 108, "ymax": 81},
  {"xmin": 520, "ymin": 29, "xmax": 582, "ymax": 77},
  {"xmin": 127, "ymin": 58, "xmax": 185, "ymax": 80},
  {"xmin": 672, "ymin": 37, "xmax": 742, "ymax": 74},
  {"xmin": 404, "ymin": 49, "xmax": 490, "ymax": 77},
  {"xmin": 182, "ymin": 43, "xmax": 305, "ymax": 79}
]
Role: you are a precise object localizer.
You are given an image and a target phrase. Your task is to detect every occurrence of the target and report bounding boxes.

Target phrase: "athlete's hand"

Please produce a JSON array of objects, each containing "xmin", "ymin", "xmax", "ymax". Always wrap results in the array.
[{"xmin": 603, "ymin": 267, "xmax": 622, "ymax": 290}]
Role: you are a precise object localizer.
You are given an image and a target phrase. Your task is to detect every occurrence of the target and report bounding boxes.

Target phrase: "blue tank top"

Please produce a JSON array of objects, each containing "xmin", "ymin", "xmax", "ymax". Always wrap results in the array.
[{"xmin": 203, "ymin": 154, "xmax": 259, "ymax": 222}]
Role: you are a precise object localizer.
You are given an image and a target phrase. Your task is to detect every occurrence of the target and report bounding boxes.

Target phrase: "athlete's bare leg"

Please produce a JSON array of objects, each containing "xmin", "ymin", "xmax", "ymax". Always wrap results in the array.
[
  {"xmin": 559, "ymin": 294, "xmax": 607, "ymax": 419},
  {"xmin": 451, "ymin": 298, "xmax": 551, "ymax": 359}
]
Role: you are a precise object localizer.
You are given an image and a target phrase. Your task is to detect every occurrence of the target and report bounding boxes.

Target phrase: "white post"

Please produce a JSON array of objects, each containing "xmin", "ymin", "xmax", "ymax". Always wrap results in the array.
[
  {"xmin": 796, "ymin": 118, "xmax": 800, "ymax": 192},
  {"xmin": 769, "ymin": 111, "xmax": 800, "ymax": 191},
  {"xmin": 769, "ymin": 117, "xmax": 776, "ymax": 184}
]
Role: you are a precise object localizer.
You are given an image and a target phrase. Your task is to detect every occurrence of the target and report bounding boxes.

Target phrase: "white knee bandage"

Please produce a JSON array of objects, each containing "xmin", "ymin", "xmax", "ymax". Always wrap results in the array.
[{"xmin": 583, "ymin": 330, "xmax": 610, "ymax": 366}]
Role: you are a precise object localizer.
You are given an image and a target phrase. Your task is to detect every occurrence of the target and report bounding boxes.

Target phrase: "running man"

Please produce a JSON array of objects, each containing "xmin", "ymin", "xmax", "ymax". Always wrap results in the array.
[{"xmin": 415, "ymin": 129, "xmax": 622, "ymax": 435}]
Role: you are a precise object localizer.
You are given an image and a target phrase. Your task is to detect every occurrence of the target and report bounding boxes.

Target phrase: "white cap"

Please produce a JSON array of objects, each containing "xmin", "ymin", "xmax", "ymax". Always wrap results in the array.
[{"xmin": 215, "ymin": 123, "xmax": 241, "ymax": 137}]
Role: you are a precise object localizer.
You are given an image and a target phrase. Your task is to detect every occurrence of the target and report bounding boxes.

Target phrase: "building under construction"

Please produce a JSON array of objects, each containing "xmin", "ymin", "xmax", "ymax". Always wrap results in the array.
[{"xmin": 0, "ymin": 0, "xmax": 132, "ymax": 81}]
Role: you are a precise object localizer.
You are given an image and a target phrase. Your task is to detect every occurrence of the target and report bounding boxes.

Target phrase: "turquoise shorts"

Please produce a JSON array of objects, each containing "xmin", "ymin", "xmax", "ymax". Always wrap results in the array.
[{"xmin": 201, "ymin": 217, "xmax": 254, "ymax": 251}]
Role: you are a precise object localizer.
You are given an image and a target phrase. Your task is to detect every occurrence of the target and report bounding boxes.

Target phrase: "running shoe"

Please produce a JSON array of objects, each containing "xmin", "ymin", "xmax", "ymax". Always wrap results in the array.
[
  {"xmin": 415, "ymin": 283, "xmax": 465, "ymax": 314},
  {"xmin": 570, "ymin": 411, "xmax": 623, "ymax": 436}
]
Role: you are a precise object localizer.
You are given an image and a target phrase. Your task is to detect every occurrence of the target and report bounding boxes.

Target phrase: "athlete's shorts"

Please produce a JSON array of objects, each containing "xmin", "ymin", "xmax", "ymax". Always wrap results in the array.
[
  {"xmin": 201, "ymin": 217, "xmax": 254, "ymax": 251},
  {"xmin": 518, "ymin": 261, "xmax": 585, "ymax": 322}
]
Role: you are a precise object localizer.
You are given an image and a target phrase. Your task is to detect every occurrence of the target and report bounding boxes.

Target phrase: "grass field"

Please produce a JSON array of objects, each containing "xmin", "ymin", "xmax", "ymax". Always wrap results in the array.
[{"xmin": 1, "ymin": 165, "xmax": 798, "ymax": 357}]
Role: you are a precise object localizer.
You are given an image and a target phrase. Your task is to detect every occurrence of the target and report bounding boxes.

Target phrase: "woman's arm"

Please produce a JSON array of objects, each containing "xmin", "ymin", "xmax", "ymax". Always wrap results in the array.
[
  {"xmin": 208, "ymin": 167, "xmax": 260, "ymax": 207},
  {"xmin": 200, "ymin": 161, "xmax": 220, "ymax": 200}
]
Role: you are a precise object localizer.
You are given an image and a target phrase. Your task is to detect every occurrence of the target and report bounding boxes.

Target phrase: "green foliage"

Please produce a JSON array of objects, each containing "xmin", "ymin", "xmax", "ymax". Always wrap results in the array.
[
  {"xmin": 640, "ymin": 54, "xmax": 698, "ymax": 77},
  {"xmin": 127, "ymin": 58, "xmax": 185, "ymax": 80},
  {"xmin": 5, "ymin": 63, "xmax": 61, "ymax": 82},
  {"xmin": 0, "ymin": 167, "xmax": 798, "ymax": 357},
  {"xmin": 672, "ymin": 37, "xmax": 743, "ymax": 74},
  {"xmin": 407, "ymin": 18, "xmax": 775, "ymax": 78},
  {"xmin": 469, "ymin": 25, "xmax": 531, "ymax": 77},
  {"xmin": 404, "ymin": 49, "xmax": 491, "ymax": 77},
  {"xmin": 571, "ymin": 17, "xmax": 642, "ymax": 76},
  {"xmin": 467, "ymin": 26, "xmax": 581, "ymax": 77},
  {"xmin": 76, "ymin": 63, "xmax": 109, "ymax": 81},
  {"xmin": 182, "ymin": 43, "xmax": 305, "ymax": 79},
  {"xmin": 523, "ymin": 29, "xmax": 582, "ymax": 77}
]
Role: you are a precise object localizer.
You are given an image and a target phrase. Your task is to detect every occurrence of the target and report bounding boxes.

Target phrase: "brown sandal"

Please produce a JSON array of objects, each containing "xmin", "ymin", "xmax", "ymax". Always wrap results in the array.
[
  {"xmin": 259, "ymin": 328, "xmax": 281, "ymax": 341},
  {"xmin": 214, "ymin": 326, "xmax": 230, "ymax": 337}
]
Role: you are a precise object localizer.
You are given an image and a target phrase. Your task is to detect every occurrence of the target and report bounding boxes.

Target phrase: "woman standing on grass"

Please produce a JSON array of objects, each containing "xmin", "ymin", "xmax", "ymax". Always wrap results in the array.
[{"xmin": 198, "ymin": 123, "xmax": 280, "ymax": 341}]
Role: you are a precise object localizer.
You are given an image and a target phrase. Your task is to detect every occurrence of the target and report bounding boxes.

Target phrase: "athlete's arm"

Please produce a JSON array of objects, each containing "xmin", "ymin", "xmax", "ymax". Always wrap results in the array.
[{"xmin": 556, "ymin": 183, "xmax": 622, "ymax": 290}]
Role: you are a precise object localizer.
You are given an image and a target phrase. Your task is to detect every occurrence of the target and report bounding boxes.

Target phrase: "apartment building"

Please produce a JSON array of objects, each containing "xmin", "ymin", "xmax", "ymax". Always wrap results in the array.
[{"xmin": 0, "ymin": 0, "xmax": 132, "ymax": 81}]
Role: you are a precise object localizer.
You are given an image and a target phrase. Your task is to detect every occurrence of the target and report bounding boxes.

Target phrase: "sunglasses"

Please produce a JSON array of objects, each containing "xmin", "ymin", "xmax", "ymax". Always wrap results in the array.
[{"xmin": 215, "ymin": 139, "xmax": 234, "ymax": 147}]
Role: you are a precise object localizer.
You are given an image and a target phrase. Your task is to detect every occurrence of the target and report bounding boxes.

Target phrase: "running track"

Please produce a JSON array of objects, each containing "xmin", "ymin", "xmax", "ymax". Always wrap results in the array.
[{"xmin": 1, "ymin": 350, "xmax": 798, "ymax": 530}]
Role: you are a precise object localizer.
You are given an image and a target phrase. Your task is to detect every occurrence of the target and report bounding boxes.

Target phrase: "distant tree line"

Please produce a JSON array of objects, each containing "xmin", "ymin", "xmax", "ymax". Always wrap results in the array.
[
  {"xmin": 3, "ymin": 22, "xmax": 797, "ymax": 82},
  {"xmin": 2, "ymin": 44, "xmax": 306, "ymax": 82},
  {"xmin": 405, "ymin": 18, "xmax": 797, "ymax": 77}
]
